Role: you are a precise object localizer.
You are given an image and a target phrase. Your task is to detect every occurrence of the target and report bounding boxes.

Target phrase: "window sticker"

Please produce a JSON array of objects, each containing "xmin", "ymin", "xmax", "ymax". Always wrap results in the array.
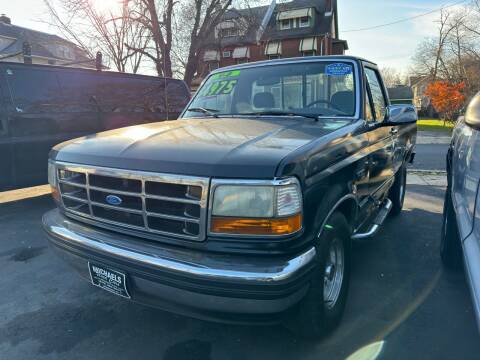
[
  {"xmin": 198, "ymin": 79, "xmax": 238, "ymax": 97},
  {"xmin": 325, "ymin": 63, "xmax": 353, "ymax": 76},
  {"xmin": 210, "ymin": 70, "xmax": 241, "ymax": 80}
]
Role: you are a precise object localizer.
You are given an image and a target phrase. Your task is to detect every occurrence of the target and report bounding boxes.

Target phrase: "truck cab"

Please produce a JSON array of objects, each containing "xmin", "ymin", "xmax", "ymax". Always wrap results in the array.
[{"xmin": 43, "ymin": 56, "xmax": 417, "ymax": 338}]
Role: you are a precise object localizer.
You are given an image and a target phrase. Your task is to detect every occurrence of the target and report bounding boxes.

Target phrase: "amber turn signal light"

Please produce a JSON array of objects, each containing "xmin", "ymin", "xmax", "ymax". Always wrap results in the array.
[
  {"xmin": 50, "ymin": 186, "xmax": 60, "ymax": 203},
  {"xmin": 211, "ymin": 213, "xmax": 302, "ymax": 235}
]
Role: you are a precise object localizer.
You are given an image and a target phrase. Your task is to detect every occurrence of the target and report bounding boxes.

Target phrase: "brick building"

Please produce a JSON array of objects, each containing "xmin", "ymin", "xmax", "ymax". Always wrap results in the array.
[{"xmin": 193, "ymin": 0, "xmax": 348, "ymax": 87}]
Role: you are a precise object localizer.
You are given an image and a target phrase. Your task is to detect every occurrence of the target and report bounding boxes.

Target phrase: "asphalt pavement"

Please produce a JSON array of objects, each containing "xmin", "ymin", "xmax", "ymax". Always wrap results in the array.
[
  {"xmin": 410, "ymin": 130, "xmax": 451, "ymax": 172},
  {"xmin": 0, "ymin": 177, "xmax": 478, "ymax": 359},
  {"xmin": 410, "ymin": 144, "xmax": 449, "ymax": 171}
]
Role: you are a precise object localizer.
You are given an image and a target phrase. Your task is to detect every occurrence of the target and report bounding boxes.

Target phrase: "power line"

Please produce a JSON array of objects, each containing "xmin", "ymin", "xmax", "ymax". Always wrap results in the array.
[{"xmin": 342, "ymin": 0, "xmax": 470, "ymax": 33}]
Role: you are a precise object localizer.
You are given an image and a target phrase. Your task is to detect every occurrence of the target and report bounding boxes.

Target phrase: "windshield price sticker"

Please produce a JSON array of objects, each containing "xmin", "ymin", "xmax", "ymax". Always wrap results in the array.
[
  {"xmin": 326, "ymin": 63, "xmax": 353, "ymax": 76},
  {"xmin": 211, "ymin": 70, "xmax": 241, "ymax": 80},
  {"xmin": 199, "ymin": 79, "xmax": 238, "ymax": 97}
]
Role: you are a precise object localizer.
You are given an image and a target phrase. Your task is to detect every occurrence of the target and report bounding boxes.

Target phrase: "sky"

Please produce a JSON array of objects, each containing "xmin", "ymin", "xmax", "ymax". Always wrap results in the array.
[{"xmin": 0, "ymin": 0, "xmax": 467, "ymax": 74}]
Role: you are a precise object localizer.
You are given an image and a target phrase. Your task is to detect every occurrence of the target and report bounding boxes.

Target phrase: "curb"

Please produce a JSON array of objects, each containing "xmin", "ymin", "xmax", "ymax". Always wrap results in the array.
[{"xmin": 407, "ymin": 169, "xmax": 447, "ymax": 176}]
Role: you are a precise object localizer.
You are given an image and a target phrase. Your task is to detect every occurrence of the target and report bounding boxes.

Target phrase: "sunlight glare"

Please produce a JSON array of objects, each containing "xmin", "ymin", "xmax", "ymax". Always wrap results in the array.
[{"xmin": 92, "ymin": 0, "xmax": 124, "ymax": 13}]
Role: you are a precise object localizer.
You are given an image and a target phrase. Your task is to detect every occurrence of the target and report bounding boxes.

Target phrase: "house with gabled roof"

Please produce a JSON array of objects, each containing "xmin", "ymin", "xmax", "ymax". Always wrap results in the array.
[
  {"xmin": 0, "ymin": 14, "xmax": 93, "ymax": 67},
  {"xmin": 193, "ymin": 0, "xmax": 348, "ymax": 87}
]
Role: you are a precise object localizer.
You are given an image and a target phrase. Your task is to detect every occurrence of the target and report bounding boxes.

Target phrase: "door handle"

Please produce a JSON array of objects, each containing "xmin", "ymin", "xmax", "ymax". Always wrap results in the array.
[{"xmin": 390, "ymin": 128, "xmax": 398, "ymax": 135}]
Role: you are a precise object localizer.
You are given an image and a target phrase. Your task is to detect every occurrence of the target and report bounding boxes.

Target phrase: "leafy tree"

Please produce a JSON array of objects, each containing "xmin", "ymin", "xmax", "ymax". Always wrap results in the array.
[{"xmin": 424, "ymin": 81, "xmax": 466, "ymax": 121}]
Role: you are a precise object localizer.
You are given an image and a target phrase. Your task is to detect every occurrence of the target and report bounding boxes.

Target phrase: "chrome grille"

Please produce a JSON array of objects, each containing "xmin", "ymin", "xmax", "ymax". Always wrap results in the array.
[{"xmin": 56, "ymin": 163, "xmax": 209, "ymax": 241}]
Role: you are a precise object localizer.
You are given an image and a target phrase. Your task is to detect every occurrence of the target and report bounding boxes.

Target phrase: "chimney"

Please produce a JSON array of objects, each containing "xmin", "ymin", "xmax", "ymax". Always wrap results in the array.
[{"xmin": 0, "ymin": 14, "xmax": 11, "ymax": 24}]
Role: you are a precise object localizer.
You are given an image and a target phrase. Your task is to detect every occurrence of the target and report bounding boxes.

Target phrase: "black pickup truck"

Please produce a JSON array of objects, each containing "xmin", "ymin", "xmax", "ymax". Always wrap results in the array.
[{"xmin": 43, "ymin": 56, "xmax": 417, "ymax": 337}]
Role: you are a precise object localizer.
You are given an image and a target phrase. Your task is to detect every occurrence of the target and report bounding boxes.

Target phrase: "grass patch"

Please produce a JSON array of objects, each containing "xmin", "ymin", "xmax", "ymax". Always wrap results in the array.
[{"xmin": 417, "ymin": 119, "xmax": 454, "ymax": 133}]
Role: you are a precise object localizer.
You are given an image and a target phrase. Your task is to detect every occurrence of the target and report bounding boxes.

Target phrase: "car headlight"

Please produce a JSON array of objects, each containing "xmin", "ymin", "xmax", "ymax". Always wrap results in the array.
[{"xmin": 210, "ymin": 178, "xmax": 302, "ymax": 236}]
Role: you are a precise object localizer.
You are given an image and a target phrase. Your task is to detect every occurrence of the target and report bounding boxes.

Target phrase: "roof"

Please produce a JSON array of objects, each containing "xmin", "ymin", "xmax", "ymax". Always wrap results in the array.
[
  {"xmin": 213, "ymin": 6, "xmax": 268, "ymax": 46},
  {"xmin": 387, "ymin": 86, "xmax": 414, "ymax": 100},
  {"xmin": 203, "ymin": 0, "xmax": 343, "ymax": 48},
  {"xmin": 0, "ymin": 21, "xmax": 90, "ymax": 62},
  {"xmin": 261, "ymin": 0, "xmax": 333, "ymax": 41}
]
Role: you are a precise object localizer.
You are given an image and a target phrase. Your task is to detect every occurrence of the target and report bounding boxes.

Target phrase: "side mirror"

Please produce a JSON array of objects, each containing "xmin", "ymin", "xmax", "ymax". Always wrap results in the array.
[{"xmin": 383, "ymin": 104, "xmax": 418, "ymax": 125}]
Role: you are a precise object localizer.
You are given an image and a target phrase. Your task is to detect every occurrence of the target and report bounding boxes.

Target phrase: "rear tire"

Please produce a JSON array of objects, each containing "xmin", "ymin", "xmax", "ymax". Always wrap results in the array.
[
  {"xmin": 440, "ymin": 189, "xmax": 462, "ymax": 270},
  {"xmin": 288, "ymin": 212, "xmax": 351, "ymax": 339},
  {"xmin": 389, "ymin": 165, "xmax": 407, "ymax": 216}
]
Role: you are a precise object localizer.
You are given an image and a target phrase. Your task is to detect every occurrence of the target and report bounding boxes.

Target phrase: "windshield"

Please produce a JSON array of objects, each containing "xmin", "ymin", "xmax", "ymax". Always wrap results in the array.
[{"xmin": 183, "ymin": 61, "xmax": 357, "ymax": 119}]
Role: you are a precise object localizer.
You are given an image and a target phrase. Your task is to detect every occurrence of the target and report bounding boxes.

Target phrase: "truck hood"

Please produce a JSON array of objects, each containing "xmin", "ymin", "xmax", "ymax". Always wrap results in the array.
[{"xmin": 52, "ymin": 117, "xmax": 350, "ymax": 178}]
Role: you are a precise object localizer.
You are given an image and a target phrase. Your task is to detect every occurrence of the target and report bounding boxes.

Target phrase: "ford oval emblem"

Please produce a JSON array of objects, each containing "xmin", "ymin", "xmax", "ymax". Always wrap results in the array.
[{"xmin": 106, "ymin": 195, "xmax": 122, "ymax": 206}]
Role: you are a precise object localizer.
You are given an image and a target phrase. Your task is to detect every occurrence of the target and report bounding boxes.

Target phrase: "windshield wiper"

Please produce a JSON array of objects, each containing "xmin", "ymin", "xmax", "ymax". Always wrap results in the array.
[
  {"xmin": 239, "ymin": 111, "xmax": 321, "ymax": 121},
  {"xmin": 187, "ymin": 107, "xmax": 219, "ymax": 118}
]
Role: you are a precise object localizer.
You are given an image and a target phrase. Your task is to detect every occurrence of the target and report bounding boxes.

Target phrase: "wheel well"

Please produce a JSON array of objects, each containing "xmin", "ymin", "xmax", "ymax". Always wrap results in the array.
[{"xmin": 336, "ymin": 198, "xmax": 357, "ymax": 230}]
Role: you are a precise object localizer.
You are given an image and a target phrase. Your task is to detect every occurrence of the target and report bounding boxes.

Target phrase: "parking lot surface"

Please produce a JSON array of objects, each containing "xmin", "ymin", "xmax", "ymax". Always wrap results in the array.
[{"xmin": 0, "ymin": 177, "xmax": 479, "ymax": 360}]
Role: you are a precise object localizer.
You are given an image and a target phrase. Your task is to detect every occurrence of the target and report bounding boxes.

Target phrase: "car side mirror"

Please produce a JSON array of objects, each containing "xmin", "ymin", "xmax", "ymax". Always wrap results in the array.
[{"xmin": 382, "ymin": 105, "xmax": 418, "ymax": 125}]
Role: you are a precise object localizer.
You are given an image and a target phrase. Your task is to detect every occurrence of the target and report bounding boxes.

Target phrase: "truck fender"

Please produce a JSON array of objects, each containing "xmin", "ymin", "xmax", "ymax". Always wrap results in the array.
[{"xmin": 312, "ymin": 187, "xmax": 358, "ymax": 241}]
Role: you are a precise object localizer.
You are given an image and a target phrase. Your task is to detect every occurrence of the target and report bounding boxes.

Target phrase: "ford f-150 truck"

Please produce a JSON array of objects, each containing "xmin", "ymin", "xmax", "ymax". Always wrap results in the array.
[{"xmin": 43, "ymin": 56, "xmax": 417, "ymax": 338}]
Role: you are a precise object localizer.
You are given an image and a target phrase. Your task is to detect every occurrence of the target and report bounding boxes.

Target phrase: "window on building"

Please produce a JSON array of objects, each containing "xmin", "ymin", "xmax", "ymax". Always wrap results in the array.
[
  {"xmin": 0, "ymin": 36, "xmax": 15, "ymax": 52},
  {"xmin": 277, "ymin": 8, "xmax": 313, "ymax": 30},
  {"xmin": 55, "ymin": 45, "xmax": 74, "ymax": 60},
  {"xmin": 218, "ymin": 27, "xmax": 239, "ymax": 38},
  {"xmin": 299, "ymin": 37, "xmax": 318, "ymax": 55},
  {"xmin": 265, "ymin": 41, "xmax": 282, "ymax": 59},
  {"xmin": 223, "ymin": 51, "xmax": 232, "ymax": 58},
  {"xmin": 232, "ymin": 47, "xmax": 250, "ymax": 64},
  {"xmin": 299, "ymin": 16, "xmax": 310, "ymax": 27},
  {"xmin": 280, "ymin": 19, "xmax": 291, "ymax": 30}
]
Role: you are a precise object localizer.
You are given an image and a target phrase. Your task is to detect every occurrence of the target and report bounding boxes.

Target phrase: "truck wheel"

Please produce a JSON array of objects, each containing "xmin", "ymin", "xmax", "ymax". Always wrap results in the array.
[
  {"xmin": 440, "ymin": 189, "xmax": 462, "ymax": 270},
  {"xmin": 389, "ymin": 165, "xmax": 407, "ymax": 216},
  {"xmin": 289, "ymin": 212, "xmax": 351, "ymax": 339}
]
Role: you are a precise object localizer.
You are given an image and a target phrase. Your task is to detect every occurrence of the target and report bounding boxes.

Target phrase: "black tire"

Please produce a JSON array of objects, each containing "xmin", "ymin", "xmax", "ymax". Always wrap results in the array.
[
  {"xmin": 389, "ymin": 165, "xmax": 407, "ymax": 216},
  {"xmin": 288, "ymin": 212, "xmax": 351, "ymax": 339},
  {"xmin": 440, "ymin": 188, "xmax": 462, "ymax": 270}
]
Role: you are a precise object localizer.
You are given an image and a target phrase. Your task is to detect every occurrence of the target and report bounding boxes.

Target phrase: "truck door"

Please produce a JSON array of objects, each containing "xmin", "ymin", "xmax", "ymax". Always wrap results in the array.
[
  {"xmin": 364, "ymin": 66, "xmax": 395, "ymax": 201},
  {"xmin": 0, "ymin": 70, "xmax": 13, "ymax": 191}
]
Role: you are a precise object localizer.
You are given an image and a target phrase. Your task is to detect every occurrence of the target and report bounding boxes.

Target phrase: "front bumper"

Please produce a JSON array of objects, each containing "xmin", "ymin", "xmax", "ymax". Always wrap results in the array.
[{"xmin": 42, "ymin": 209, "xmax": 317, "ymax": 324}]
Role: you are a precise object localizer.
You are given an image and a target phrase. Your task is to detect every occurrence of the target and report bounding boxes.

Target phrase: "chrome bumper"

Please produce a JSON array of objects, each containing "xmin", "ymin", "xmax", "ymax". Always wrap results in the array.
[{"xmin": 42, "ymin": 209, "xmax": 316, "ymax": 284}]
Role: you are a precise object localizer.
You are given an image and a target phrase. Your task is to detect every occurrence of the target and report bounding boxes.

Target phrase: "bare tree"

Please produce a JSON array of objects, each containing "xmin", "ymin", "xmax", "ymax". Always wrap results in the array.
[
  {"xmin": 171, "ymin": 0, "xmax": 261, "ymax": 81},
  {"xmin": 44, "ymin": 0, "xmax": 149, "ymax": 73},
  {"xmin": 411, "ymin": 2, "xmax": 480, "ymax": 111},
  {"xmin": 127, "ymin": 0, "xmax": 175, "ymax": 77},
  {"xmin": 178, "ymin": 0, "xmax": 234, "ymax": 86},
  {"xmin": 43, "ymin": 0, "xmax": 262, "ymax": 81},
  {"xmin": 381, "ymin": 67, "xmax": 406, "ymax": 88}
]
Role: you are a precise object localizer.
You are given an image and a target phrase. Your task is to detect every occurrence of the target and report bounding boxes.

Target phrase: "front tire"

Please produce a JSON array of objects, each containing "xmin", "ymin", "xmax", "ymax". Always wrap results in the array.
[
  {"xmin": 289, "ymin": 212, "xmax": 351, "ymax": 339},
  {"xmin": 389, "ymin": 165, "xmax": 407, "ymax": 216},
  {"xmin": 440, "ymin": 189, "xmax": 462, "ymax": 270}
]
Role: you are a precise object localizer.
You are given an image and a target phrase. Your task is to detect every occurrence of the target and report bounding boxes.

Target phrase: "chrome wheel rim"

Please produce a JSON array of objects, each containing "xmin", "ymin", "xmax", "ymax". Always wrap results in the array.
[{"xmin": 324, "ymin": 237, "xmax": 345, "ymax": 309}]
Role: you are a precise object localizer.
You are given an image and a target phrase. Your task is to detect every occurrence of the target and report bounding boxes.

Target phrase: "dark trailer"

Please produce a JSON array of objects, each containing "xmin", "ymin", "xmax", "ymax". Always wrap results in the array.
[{"xmin": 0, "ymin": 62, "xmax": 190, "ymax": 191}]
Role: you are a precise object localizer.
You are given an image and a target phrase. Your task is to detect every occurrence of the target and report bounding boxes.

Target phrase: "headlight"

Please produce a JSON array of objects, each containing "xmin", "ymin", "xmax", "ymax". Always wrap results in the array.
[{"xmin": 210, "ymin": 178, "xmax": 302, "ymax": 236}]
